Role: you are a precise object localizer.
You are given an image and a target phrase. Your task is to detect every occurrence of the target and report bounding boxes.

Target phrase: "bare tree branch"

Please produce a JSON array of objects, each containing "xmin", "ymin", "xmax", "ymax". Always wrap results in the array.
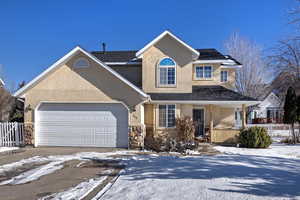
[{"xmin": 224, "ymin": 32, "xmax": 268, "ymax": 99}]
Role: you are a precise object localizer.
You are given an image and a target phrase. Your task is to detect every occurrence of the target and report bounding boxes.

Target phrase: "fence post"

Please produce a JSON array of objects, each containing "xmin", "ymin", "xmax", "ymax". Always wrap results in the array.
[{"xmin": 15, "ymin": 122, "xmax": 19, "ymax": 146}]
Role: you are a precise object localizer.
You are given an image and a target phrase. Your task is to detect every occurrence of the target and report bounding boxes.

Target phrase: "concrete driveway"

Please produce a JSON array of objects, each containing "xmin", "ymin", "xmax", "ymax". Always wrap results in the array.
[
  {"xmin": 0, "ymin": 147, "xmax": 126, "ymax": 200},
  {"xmin": 0, "ymin": 146, "xmax": 125, "ymax": 166}
]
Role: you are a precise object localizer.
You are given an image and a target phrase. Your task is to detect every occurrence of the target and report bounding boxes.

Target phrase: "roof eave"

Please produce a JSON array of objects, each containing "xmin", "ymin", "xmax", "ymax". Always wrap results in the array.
[{"xmin": 150, "ymin": 100, "xmax": 261, "ymax": 106}]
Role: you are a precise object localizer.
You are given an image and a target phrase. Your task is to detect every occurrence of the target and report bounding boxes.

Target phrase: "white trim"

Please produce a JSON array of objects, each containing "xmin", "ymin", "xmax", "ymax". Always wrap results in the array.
[
  {"xmin": 14, "ymin": 46, "xmax": 149, "ymax": 98},
  {"xmin": 157, "ymin": 57, "xmax": 177, "ymax": 87},
  {"xmin": 193, "ymin": 59, "xmax": 237, "ymax": 64},
  {"xmin": 136, "ymin": 30, "xmax": 199, "ymax": 59},
  {"xmin": 220, "ymin": 65, "xmax": 242, "ymax": 69},
  {"xmin": 151, "ymin": 100, "xmax": 260, "ymax": 106},
  {"xmin": 105, "ymin": 62, "xmax": 141, "ymax": 65}
]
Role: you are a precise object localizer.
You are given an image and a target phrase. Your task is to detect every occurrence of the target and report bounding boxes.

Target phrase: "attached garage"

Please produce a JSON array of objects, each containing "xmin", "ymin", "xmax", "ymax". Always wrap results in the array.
[{"xmin": 35, "ymin": 102, "xmax": 129, "ymax": 147}]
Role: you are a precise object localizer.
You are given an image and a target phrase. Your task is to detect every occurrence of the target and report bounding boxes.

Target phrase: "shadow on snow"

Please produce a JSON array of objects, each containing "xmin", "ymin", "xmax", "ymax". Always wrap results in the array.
[{"xmin": 120, "ymin": 153, "xmax": 300, "ymax": 198}]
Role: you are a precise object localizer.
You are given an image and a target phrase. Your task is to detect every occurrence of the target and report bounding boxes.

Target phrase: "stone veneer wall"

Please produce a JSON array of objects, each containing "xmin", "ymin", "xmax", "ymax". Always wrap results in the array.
[
  {"xmin": 129, "ymin": 125, "xmax": 146, "ymax": 149},
  {"xmin": 24, "ymin": 123, "xmax": 34, "ymax": 145}
]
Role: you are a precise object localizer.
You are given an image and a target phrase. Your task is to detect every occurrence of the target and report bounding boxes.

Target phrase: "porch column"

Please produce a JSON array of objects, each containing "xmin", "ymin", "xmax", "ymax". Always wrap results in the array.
[
  {"xmin": 242, "ymin": 104, "xmax": 246, "ymax": 129},
  {"xmin": 153, "ymin": 104, "xmax": 156, "ymax": 133},
  {"xmin": 209, "ymin": 105, "xmax": 214, "ymax": 143}
]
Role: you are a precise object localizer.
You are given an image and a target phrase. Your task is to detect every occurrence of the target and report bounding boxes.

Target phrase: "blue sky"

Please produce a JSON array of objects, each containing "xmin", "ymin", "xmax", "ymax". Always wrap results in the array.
[{"xmin": 0, "ymin": 0, "xmax": 296, "ymax": 88}]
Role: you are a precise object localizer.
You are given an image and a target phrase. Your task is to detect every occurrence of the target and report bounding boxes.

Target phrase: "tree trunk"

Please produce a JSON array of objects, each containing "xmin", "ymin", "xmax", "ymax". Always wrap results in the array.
[
  {"xmin": 291, "ymin": 123, "xmax": 296, "ymax": 144},
  {"xmin": 298, "ymin": 123, "xmax": 300, "ymax": 143}
]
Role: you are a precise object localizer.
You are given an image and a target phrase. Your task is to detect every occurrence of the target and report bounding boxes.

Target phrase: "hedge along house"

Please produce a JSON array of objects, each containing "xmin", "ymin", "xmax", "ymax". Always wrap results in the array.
[{"xmin": 14, "ymin": 31, "xmax": 259, "ymax": 148}]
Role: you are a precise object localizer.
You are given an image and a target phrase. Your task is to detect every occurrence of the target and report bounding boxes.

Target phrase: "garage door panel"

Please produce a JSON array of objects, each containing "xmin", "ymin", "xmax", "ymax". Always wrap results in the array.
[{"xmin": 36, "ymin": 103, "xmax": 128, "ymax": 147}]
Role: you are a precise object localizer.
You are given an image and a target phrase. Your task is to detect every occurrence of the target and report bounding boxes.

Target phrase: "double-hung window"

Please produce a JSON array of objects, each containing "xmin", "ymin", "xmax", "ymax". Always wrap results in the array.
[
  {"xmin": 220, "ymin": 70, "xmax": 228, "ymax": 82},
  {"xmin": 158, "ymin": 104, "xmax": 176, "ymax": 128},
  {"xmin": 158, "ymin": 58, "xmax": 176, "ymax": 86},
  {"xmin": 195, "ymin": 66, "xmax": 212, "ymax": 79}
]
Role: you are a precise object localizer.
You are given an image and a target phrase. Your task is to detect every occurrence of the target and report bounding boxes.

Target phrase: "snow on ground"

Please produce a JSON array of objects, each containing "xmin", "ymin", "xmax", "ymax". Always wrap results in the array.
[
  {"xmin": 100, "ymin": 144, "xmax": 300, "ymax": 200},
  {"xmin": 40, "ymin": 169, "xmax": 112, "ymax": 200},
  {"xmin": 2, "ymin": 145, "xmax": 300, "ymax": 199},
  {"xmin": 0, "ymin": 151, "xmax": 134, "ymax": 185},
  {"xmin": 215, "ymin": 143, "xmax": 300, "ymax": 159},
  {"xmin": 0, "ymin": 160, "xmax": 64, "ymax": 185},
  {"xmin": 0, "ymin": 147, "xmax": 19, "ymax": 153}
]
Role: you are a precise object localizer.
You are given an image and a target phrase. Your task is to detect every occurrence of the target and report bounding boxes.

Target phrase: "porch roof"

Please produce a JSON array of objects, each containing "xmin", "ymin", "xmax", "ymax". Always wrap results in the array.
[{"xmin": 148, "ymin": 86, "xmax": 258, "ymax": 104}]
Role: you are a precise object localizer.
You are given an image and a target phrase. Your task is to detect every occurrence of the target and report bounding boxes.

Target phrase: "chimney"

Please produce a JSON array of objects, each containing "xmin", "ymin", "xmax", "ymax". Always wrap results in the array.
[{"xmin": 102, "ymin": 43, "xmax": 106, "ymax": 54}]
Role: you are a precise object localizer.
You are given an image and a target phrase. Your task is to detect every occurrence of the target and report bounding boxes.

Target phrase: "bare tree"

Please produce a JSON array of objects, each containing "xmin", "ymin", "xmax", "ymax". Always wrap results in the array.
[
  {"xmin": 0, "ymin": 64, "xmax": 15, "ymax": 121},
  {"xmin": 268, "ymin": 39, "xmax": 300, "ymax": 79},
  {"xmin": 224, "ymin": 32, "xmax": 268, "ymax": 99},
  {"xmin": 0, "ymin": 87, "xmax": 13, "ymax": 122},
  {"xmin": 267, "ymin": 0, "xmax": 300, "ymax": 99}
]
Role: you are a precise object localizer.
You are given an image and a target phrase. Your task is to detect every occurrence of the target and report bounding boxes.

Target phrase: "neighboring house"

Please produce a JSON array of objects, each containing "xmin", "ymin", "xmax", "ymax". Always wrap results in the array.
[
  {"xmin": 248, "ymin": 92, "xmax": 283, "ymax": 124},
  {"xmin": 14, "ymin": 31, "xmax": 258, "ymax": 147},
  {"xmin": 269, "ymin": 72, "xmax": 300, "ymax": 101}
]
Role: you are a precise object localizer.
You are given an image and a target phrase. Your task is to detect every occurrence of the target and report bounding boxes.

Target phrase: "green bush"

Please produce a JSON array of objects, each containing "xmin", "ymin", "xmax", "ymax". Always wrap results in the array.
[{"xmin": 239, "ymin": 127, "xmax": 272, "ymax": 148}]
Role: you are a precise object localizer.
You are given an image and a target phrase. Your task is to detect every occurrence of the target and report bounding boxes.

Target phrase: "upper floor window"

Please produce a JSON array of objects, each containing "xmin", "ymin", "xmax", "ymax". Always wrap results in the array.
[
  {"xmin": 195, "ymin": 66, "xmax": 212, "ymax": 79},
  {"xmin": 220, "ymin": 70, "xmax": 228, "ymax": 82},
  {"xmin": 158, "ymin": 58, "xmax": 176, "ymax": 86},
  {"xmin": 73, "ymin": 57, "xmax": 89, "ymax": 68}
]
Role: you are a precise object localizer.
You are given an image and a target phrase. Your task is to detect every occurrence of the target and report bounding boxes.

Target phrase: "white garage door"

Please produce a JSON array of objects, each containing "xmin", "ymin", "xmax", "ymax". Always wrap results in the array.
[{"xmin": 36, "ymin": 103, "xmax": 128, "ymax": 147}]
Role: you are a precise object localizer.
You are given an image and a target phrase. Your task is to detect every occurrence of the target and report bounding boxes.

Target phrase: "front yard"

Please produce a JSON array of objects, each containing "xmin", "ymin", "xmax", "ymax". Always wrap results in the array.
[{"xmin": 0, "ymin": 144, "xmax": 300, "ymax": 200}]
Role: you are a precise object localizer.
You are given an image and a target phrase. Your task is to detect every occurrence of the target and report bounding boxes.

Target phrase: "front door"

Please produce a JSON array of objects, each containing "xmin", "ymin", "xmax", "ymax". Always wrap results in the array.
[{"xmin": 193, "ymin": 109, "xmax": 204, "ymax": 137}]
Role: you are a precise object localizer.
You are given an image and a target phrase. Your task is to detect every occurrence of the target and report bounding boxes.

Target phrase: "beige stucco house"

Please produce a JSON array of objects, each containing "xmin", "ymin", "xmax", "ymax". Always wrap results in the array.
[{"xmin": 14, "ymin": 31, "xmax": 258, "ymax": 148}]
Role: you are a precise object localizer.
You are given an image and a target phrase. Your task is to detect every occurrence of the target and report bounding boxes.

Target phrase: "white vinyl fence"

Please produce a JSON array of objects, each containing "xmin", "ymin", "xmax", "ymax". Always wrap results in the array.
[
  {"xmin": 247, "ymin": 124, "xmax": 299, "ymax": 137},
  {"xmin": 0, "ymin": 122, "xmax": 25, "ymax": 147}
]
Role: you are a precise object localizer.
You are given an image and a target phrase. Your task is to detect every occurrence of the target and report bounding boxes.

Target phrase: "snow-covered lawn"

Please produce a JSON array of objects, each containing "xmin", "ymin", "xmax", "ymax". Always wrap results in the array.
[
  {"xmin": 215, "ymin": 143, "xmax": 300, "ymax": 159},
  {"xmin": 1, "ymin": 145, "xmax": 300, "ymax": 200},
  {"xmin": 100, "ymin": 144, "xmax": 300, "ymax": 200},
  {"xmin": 0, "ymin": 147, "xmax": 19, "ymax": 153}
]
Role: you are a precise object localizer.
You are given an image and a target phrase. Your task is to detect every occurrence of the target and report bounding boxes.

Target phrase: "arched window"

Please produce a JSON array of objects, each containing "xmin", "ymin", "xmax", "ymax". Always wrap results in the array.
[
  {"xmin": 158, "ymin": 58, "xmax": 176, "ymax": 86},
  {"xmin": 73, "ymin": 57, "xmax": 89, "ymax": 68}
]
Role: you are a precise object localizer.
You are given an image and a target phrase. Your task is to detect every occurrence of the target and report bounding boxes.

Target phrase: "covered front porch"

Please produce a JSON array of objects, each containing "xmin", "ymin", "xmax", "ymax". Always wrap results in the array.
[{"xmin": 144, "ymin": 101, "xmax": 249, "ymax": 144}]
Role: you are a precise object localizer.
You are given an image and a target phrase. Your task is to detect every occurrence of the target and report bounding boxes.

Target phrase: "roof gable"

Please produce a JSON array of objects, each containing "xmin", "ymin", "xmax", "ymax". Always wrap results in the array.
[
  {"xmin": 135, "ymin": 30, "xmax": 199, "ymax": 59},
  {"xmin": 14, "ymin": 46, "xmax": 148, "ymax": 98}
]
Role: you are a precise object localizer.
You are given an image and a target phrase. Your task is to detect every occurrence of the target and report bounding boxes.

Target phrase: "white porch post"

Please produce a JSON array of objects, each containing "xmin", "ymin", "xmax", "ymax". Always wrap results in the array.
[{"xmin": 209, "ymin": 105, "xmax": 214, "ymax": 143}]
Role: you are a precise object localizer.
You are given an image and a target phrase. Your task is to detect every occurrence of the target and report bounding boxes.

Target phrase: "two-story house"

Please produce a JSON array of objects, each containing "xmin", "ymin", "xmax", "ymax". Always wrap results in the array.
[{"xmin": 14, "ymin": 31, "xmax": 258, "ymax": 147}]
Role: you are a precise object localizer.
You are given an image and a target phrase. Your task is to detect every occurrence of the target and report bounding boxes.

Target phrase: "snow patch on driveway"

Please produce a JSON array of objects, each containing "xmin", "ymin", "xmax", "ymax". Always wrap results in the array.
[
  {"xmin": 0, "ymin": 161, "xmax": 64, "ymax": 185},
  {"xmin": 39, "ymin": 170, "xmax": 112, "ymax": 200},
  {"xmin": 0, "ymin": 151, "xmax": 134, "ymax": 185}
]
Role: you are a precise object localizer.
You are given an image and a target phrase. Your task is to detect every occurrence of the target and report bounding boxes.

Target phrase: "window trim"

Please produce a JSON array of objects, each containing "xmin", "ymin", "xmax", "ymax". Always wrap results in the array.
[
  {"xmin": 73, "ymin": 57, "xmax": 90, "ymax": 68},
  {"xmin": 157, "ymin": 104, "xmax": 176, "ymax": 128},
  {"xmin": 220, "ymin": 70, "xmax": 228, "ymax": 82},
  {"xmin": 157, "ymin": 57, "xmax": 177, "ymax": 87},
  {"xmin": 194, "ymin": 65, "xmax": 213, "ymax": 80}
]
